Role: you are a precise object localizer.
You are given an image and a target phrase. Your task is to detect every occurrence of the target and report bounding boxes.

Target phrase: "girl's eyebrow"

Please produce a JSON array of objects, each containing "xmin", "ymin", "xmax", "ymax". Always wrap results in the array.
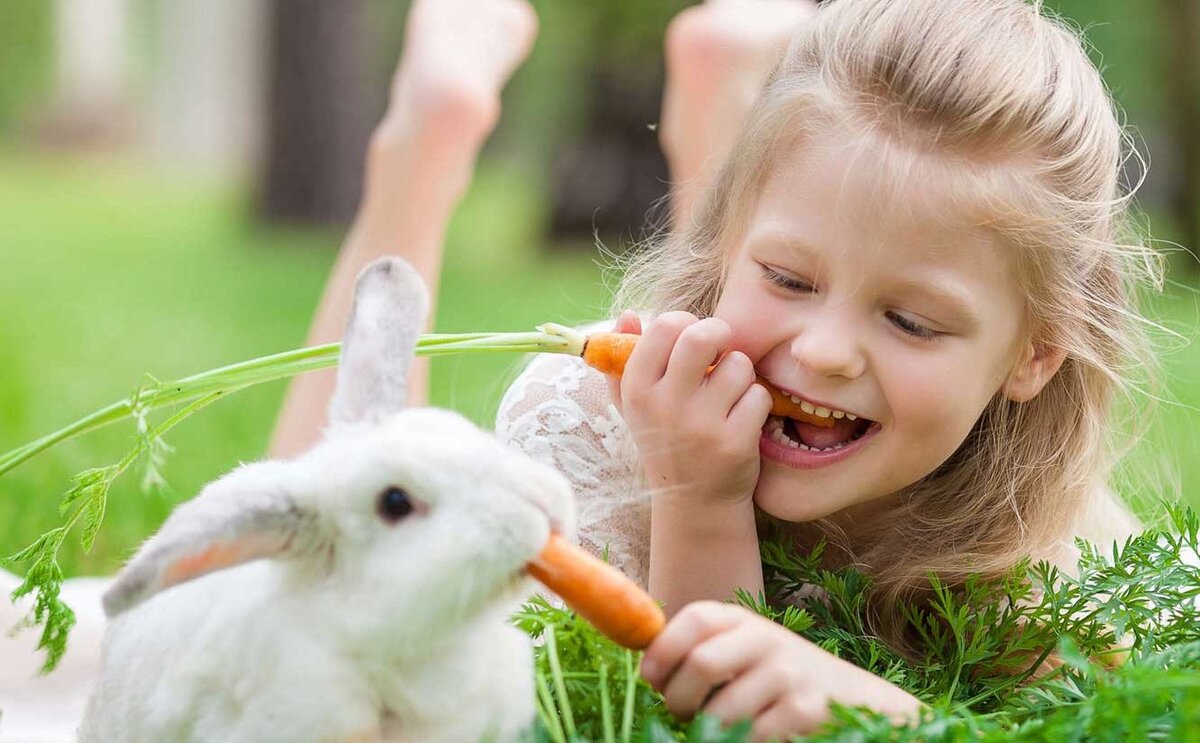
[
  {"xmin": 768, "ymin": 234, "xmax": 820, "ymax": 259},
  {"xmin": 745, "ymin": 232, "xmax": 824, "ymax": 264}
]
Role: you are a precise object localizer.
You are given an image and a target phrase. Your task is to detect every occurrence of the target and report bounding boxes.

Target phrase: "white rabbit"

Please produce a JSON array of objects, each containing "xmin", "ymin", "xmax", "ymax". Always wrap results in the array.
[{"xmin": 78, "ymin": 257, "xmax": 574, "ymax": 743}]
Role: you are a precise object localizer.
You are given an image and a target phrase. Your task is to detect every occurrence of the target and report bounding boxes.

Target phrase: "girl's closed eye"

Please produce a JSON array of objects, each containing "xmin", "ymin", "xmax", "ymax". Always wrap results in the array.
[
  {"xmin": 886, "ymin": 310, "xmax": 940, "ymax": 341},
  {"xmin": 760, "ymin": 264, "xmax": 814, "ymax": 293},
  {"xmin": 758, "ymin": 260, "xmax": 941, "ymax": 341}
]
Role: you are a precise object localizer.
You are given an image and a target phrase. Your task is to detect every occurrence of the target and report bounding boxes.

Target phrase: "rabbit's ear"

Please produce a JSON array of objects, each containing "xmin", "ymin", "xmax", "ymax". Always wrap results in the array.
[
  {"xmin": 102, "ymin": 464, "xmax": 317, "ymax": 618},
  {"xmin": 328, "ymin": 257, "xmax": 428, "ymax": 428}
]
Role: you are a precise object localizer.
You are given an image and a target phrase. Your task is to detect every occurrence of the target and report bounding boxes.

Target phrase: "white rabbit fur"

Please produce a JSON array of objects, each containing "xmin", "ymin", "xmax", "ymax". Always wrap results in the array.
[{"xmin": 78, "ymin": 258, "xmax": 574, "ymax": 743}]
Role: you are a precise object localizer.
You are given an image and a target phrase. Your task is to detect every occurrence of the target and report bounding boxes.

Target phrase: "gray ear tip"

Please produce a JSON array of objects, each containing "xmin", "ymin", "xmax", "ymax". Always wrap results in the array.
[
  {"xmin": 353, "ymin": 257, "xmax": 429, "ymax": 319},
  {"xmin": 362, "ymin": 257, "xmax": 399, "ymax": 278},
  {"xmin": 101, "ymin": 580, "xmax": 137, "ymax": 618},
  {"xmin": 331, "ymin": 255, "xmax": 427, "ymax": 425},
  {"xmin": 358, "ymin": 257, "xmax": 425, "ymax": 293},
  {"xmin": 101, "ymin": 558, "xmax": 155, "ymax": 618}
]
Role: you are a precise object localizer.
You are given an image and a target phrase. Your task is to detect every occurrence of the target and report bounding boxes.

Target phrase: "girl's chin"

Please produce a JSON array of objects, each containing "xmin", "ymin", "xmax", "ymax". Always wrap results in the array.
[
  {"xmin": 752, "ymin": 480, "xmax": 846, "ymax": 524},
  {"xmin": 753, "ymin": 468, "xmax": 914, "ymax": 527}
]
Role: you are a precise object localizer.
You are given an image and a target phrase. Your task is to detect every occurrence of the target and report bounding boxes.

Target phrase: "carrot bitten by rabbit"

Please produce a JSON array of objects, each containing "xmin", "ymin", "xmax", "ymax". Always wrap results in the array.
[
  {"xmin": 81, "ymin": 257, "xmax": 575, "ymax": 743},
  {"xmin": 530, "ymin": 533, "xmax": 664, "ymax": 650}
]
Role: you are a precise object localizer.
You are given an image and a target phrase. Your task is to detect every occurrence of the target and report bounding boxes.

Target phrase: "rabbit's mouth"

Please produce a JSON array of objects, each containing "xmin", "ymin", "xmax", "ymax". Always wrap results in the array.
[{"xmin": 474, "ymin": 564, "xmax": 537, "ymax": 619}]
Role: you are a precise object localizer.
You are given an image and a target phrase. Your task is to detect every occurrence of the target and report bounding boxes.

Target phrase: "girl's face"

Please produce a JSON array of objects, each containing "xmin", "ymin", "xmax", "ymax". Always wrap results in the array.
[{"xmin": 715, "ymin": 129, "xmax": 1042, "ymax": 522}]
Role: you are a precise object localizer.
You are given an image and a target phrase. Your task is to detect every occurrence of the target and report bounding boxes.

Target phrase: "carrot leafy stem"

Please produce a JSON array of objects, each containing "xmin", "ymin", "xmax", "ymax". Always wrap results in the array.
[{"xmin": 5, "ymin": 390, "xmax": 239, "ymax": 671}]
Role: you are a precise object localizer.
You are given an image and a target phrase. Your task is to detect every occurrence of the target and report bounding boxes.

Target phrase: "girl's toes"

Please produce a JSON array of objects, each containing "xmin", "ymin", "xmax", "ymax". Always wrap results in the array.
[{"xmin": 390, "ymin": 0, "xmax": 539, "ymax": 145}]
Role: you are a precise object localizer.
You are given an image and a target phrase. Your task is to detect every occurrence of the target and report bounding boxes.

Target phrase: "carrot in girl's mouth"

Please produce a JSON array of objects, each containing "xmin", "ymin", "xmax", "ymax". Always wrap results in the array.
[
  {"xmin": 528, "ymin": 533, "xmax": 665, "ymax": 650},
  {"xmin": 581, "ymin": 331, "xmax": 836, "ymax": 428}
]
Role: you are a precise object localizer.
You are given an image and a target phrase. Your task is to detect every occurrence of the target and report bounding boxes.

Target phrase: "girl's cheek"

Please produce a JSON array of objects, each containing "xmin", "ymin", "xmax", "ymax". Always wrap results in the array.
[
  {"xmin": 885, "ymin": 356, "xmax": 975, "ymax": 429},
  {"xmin": 716, "ymin": 285, "xmax": 794, "ymax": 361},
  {"xmin": 888, "ymin": 360, "xmax": 994, "ymax": 460},
  {"xmin": 728, "ymin": 322, "xmax": 775, "ymax": 362}
]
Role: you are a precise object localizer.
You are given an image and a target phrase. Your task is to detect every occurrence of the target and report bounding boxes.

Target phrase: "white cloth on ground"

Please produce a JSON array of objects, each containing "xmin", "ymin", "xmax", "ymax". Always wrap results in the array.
[{"xmin": 0, "ymin": 570, "xmax": 108, "ymax": 743}]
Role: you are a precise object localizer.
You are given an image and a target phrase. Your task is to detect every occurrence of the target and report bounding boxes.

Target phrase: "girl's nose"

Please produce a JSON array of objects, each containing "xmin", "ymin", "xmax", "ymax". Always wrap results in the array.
[{"xmin": 789, "ymin": 313, "xmax": 866, "ymax": 380}]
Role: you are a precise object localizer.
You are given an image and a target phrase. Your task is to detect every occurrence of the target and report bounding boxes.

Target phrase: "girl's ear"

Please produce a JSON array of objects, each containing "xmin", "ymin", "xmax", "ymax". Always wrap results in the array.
[{"xmin": 1003, "ymin": 341, "xmax": 1067, "ymax": 402}]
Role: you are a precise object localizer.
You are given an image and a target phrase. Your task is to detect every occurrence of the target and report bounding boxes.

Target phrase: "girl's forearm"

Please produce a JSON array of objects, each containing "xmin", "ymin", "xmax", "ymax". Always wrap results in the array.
[{"xmin": 647, "ymin": 495, "xmax": 763, "ymax": 616}]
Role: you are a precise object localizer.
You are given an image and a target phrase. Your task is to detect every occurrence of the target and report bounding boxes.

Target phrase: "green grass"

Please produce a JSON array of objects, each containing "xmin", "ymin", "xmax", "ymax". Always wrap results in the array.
[
  {"xmin": 1132, "ymin": 288, "xmax": 1200, "ymax": 516},
  {"xmin": 1, "ymin": 150, "xmax": 1198, "ymax": 581}
]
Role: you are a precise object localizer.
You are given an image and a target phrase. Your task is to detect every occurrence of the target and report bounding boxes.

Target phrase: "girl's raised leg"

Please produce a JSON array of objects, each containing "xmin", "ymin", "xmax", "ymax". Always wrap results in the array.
[
  {"xmin": 659, "ymin": 0, "xmax": 817, "ymax": 232},
  {"xmin": 270, "ymin": 0, "xmax": 538, "ymax": 459}
]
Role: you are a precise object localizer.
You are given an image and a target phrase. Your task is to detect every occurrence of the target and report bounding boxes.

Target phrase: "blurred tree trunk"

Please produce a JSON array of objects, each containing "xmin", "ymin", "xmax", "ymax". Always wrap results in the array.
[
  {"xmin": 259, "ymin": 0, "xmax": 374, "ymax": 226},
  {"xmin": 549, "ymin": 62, "xmax": 669, "ymax": 248},
  {"xmin": 151, "ymin": 0, "xmax": 267, "ymax": 175},
  {"xmin": 1163, "ymin": 0, "xmax": 1200, "ymax": 260},
  {"xmin": 546, "ymin": 1, "xmax": 686, "ymax": 250},
  {"xmin": 41, "ymin": 0, "xmax": 132, "ymax": 145}
]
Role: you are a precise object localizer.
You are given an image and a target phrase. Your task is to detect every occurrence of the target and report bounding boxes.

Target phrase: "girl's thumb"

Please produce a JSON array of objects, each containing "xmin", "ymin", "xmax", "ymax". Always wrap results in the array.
[{"xmin": 615, "ymin": 310, "xmax": 642, "ymax": 335}]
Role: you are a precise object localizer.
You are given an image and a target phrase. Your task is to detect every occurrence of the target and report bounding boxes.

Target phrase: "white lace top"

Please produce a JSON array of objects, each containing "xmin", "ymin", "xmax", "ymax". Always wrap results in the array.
[{"xmin": 495, "ymin": 350, "xmax": 652, "ymax": 587}]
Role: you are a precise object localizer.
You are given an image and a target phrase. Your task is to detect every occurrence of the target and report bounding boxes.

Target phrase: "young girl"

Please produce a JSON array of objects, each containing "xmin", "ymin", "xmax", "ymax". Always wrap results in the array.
[
  {"xmin": 493, "ymin": 0, "xmax": 1155, "ymax": 735},
  {"xmin": 274, "ymin": 0, "xmax": 1157, "ymax": 738}
]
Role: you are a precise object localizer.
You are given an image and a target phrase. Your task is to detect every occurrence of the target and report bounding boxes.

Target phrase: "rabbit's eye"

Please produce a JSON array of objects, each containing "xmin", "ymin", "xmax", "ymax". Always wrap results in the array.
[{"xmin": 377, "ymin": 486, "xmax": 415, "ymax": 523}]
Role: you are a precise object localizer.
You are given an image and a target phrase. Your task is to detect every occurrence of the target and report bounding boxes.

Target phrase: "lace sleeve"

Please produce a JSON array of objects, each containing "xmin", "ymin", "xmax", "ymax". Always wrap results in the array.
[{"xmin": 495, "ymin": 352, "xmax": 651, "ymax": 587}]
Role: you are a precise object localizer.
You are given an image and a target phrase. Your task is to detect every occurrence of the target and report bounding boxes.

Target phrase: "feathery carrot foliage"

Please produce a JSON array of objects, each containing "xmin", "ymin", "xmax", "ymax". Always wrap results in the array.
[{"xmin": 520, "ymin": 508, "xmax": 1200, "ymax": 741}]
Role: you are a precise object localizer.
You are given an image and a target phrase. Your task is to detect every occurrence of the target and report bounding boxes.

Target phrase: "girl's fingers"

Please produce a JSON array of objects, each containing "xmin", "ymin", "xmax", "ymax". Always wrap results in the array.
[
  {"xmin": 727, "ymin": 382, "xmax": 774, "ymax": 435},
  {"xmin": 698, "ymin": 351, "xmax": 757, "ymax": 415},
  {"xmin": 605, "ymin": 373, "xmax": 624, "ymax": 412},
  {"xmin": 702, "ymin": 661, "xmax": 790, "ymax": 727},
  {"xmin": 641, "ymin": 601, "xmax": 745, "ymax": 689},
  {"xmin": 615, "ymin": 310, "xmax": 642, "ymax": 335},
  {"xmin": 659, "ymin": 621, "xmax": 773, "ymax": 720},
  {"xmin": 605, "ymin": 311, "xmax": 643, "ymax": 411},
  {"xmin": 751, "ymin": 694, "xmax": 829, "ymax": 743},
  {"xmin": 663, "ymin": 318, "xmax": 732, "ymax": 393},
  {"xmin": 622, "ymin": 311, "xmax": 697, "ymax": 394}
]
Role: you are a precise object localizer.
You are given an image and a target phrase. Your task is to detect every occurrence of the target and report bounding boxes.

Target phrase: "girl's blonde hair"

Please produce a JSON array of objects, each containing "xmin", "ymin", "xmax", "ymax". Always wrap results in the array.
[{"xmin": 617, "ymin": 0, "xmax": 1161, "ymax": 652}]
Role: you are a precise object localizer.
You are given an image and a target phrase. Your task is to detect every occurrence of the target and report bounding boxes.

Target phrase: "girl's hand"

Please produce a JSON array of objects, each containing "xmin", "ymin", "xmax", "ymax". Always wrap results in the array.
[
  {"xmin": 640, "ymin": 602, "xmax": 922, "ymax": 741},
  {"xmin": 605, "ymin": 310, "xmax": 772, "ymax": 507}
]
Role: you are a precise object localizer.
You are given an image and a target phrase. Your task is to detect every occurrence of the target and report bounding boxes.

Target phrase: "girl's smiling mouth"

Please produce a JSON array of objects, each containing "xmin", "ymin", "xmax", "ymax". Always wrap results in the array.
[{"xmin": 759, "ymin": 395, "xmax": 880, "ymax": 469}]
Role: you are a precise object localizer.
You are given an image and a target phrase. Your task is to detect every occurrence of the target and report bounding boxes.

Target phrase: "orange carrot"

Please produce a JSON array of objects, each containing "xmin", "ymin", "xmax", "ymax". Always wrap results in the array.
[
  {"xmin": 580, "ymin": 333, "xmax": 640, "ymax": 376},
  {"xmin": 760, "ymin": 382, "xmax": 838, "ymax": 428},
  {"xmin": 528, "ymin": 533, "xmax": 665, "ymax": 650},
  {"xmin": 581, "ymin": 332, "xmax": 836, "ymax": 428}
]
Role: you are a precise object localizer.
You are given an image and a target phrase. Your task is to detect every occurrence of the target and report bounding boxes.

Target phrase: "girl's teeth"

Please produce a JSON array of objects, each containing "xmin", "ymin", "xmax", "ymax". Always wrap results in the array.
[
  {"xmin": 784, "ymin": 395, "xmax": 856, "ymax": 420},
  {"xmin": 768, "ymin": 426, "xmax": 850, "ymax": 453}
]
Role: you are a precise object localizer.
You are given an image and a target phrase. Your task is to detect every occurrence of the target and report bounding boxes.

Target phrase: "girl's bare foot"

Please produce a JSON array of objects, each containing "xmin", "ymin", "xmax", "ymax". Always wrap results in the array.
[
  {"xmin": 660, "ymin": 0, "xmax": 817, "ymax": 230},
  {"xmin": 368, "ymin": 0, "xmax": 538, "ymax": 207}
]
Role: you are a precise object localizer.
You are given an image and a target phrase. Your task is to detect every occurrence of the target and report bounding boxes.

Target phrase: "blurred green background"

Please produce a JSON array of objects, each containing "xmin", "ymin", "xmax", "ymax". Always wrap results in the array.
[{"xmin": 1, "ymin": 0, "xmax": 1198, "ymax": 576}]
